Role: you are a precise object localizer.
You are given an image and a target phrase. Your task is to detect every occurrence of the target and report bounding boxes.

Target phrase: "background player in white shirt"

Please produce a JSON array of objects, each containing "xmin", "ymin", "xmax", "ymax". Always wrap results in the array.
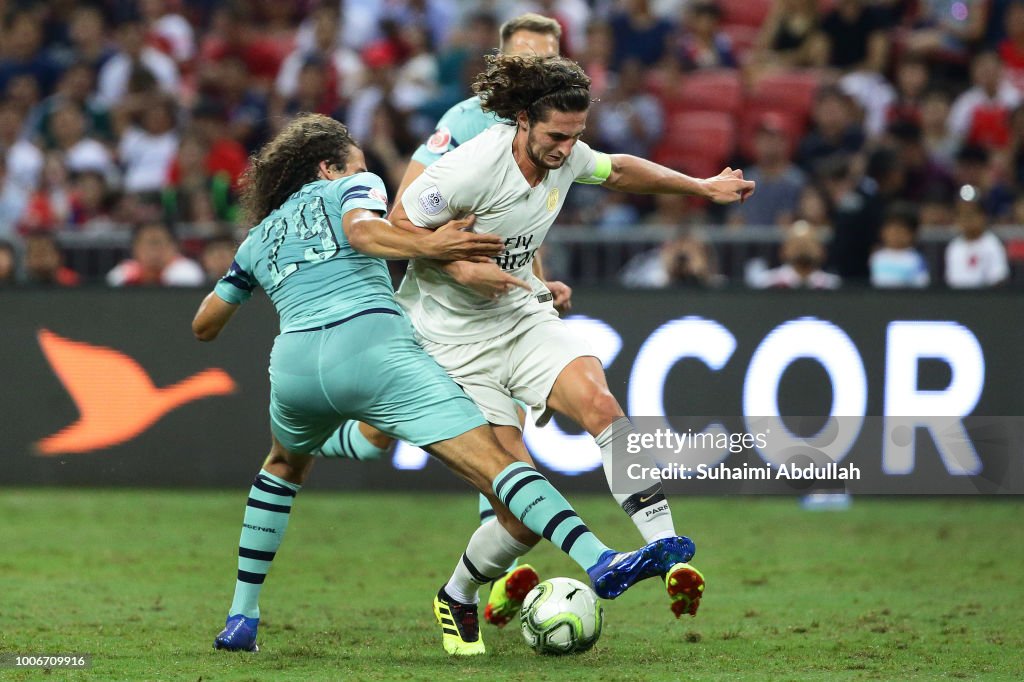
[{"xmin": 382, "ymin": 55, "xmax": 754, "ymax": 622}]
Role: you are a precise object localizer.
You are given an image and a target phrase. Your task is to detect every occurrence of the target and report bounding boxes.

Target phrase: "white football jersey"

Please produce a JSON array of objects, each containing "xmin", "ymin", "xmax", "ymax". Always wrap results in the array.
[{"xmin": 397, "ymin": 124, "xmax": 605, "ymax": 343}]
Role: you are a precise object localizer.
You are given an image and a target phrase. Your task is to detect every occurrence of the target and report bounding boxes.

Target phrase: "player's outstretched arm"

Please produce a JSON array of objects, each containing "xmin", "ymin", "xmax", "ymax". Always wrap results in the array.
[
  {"xmin": 192, "ymin": 291, "xmax": 239, "ymax": 342},
  {"xmin": 603, "ymin": 155, "xmax": 756, "ymax": 204},
  {"xmin": 344, "ymin": 209, "xmax": 503, "ymax": 261}
]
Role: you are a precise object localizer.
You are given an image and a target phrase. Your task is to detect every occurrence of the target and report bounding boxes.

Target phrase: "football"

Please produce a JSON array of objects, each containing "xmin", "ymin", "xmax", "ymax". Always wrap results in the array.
[{"xmin": 520, "ymin": 577, "xmax": 603, "ymax": 655}]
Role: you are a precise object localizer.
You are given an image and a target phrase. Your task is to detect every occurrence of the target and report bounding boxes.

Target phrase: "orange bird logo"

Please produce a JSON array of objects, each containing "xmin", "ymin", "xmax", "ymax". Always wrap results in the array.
[{"xmin": 35, "ymin": 329, "xmax": 237, "ymax": 455}]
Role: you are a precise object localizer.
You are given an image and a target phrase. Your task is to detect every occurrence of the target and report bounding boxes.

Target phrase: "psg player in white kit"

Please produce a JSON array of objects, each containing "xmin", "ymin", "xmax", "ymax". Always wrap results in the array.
[{"xmin": 383, "ymin": 54, "xmax": 755, "ymax": 645}]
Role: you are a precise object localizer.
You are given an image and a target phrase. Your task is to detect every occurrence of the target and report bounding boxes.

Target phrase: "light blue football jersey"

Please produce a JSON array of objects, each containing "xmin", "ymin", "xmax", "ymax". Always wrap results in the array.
[
  {"xmin": 410, "ymin": 96, "xmax": 506, "ymax": 167},
  {"xmin": 215, "ymin": 172, "xmax": 400, "ymax": 333}
]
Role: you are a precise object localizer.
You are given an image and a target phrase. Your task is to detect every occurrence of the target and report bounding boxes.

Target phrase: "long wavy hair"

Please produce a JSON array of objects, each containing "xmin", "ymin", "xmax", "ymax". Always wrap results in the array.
[
  {"xmin": 240, "ymin": 113, "xmax": 354, "ymax": 224},
  {"xmin": 472, "ymin": 55, "xmax": 591, "ymax": 124}
]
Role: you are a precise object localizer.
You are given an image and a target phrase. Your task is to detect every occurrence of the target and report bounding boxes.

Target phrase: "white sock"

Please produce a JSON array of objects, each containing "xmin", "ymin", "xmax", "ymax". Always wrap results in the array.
[
  {"xmin": 595, "ymin": 417, "xmax": 677, "ymax": 543},
  {"xmin": 444, "ymin": 520, "xmax": 531, "ymax": 604}
]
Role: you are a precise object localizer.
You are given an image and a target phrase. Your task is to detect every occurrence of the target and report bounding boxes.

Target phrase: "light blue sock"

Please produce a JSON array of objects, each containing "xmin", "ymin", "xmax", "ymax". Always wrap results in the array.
[
  {"xmin": 492, "ymin": 462, "xmax": 610, "ymax": 571},
  {"xmin": 313, "ymin": 421, "xmax": 388, "ymax": 460},
  {"xmin": 228, "ymin": 471, "xmax": 301, "ymax": 619}
]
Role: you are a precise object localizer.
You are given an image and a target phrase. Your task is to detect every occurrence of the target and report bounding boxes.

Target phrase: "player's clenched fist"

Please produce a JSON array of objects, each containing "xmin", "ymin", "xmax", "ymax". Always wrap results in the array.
[
  {"xmin": 701, "ymin": 167, "xmax": 756, "ymax": 205},
  {"xmin": 424, "ymin": 215, "xmax": 505, "ymax": 261}
]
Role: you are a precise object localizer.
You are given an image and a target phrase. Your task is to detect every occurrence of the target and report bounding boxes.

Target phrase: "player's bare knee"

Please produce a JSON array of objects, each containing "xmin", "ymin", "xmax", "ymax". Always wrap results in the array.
[
  {"xmin": 582, "ymin": 387, "xmax": 623, "ymax": 435},
  {"xmin": 263, "ymin": 440, "xmax": 314, "ymax": 484}
]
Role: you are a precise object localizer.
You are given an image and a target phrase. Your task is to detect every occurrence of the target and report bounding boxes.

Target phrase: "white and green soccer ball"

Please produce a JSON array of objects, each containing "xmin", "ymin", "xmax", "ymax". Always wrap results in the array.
[{"xmin": 520, "ymin": 577, "xmax": 603, "ymax": 655}]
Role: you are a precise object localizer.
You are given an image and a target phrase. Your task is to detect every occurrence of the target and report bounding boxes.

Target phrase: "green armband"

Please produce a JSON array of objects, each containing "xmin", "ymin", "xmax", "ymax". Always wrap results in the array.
[{"xmin": 575, "ymin": 151, "xmax": 612, "ymax": 185}]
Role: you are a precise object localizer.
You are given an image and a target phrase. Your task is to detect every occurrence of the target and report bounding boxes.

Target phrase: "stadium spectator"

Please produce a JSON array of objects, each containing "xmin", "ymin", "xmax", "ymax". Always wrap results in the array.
[
  {"xmin": 952, "ymin": 144, "xmax": 1015, "ymax": 218},
  {"xmin": 644, "ymin": 193, "xmax": 690, "ymax": 229},
  {"xmin": 96, "ymin": 12, "xmax": 180, "ymax": 109},
  {"xmin": 0, "ymin": 101, "xmax": 43, "ymax": 211},
  {"xmin": 361, "ymin": 103, "xmax": 417, "ymax": 196},
  {"xmin": 22, "ymin": 231, "xmax": 79, "ymax": 286},
  {"xmin": 884, "ymin": 121, "xmax": 956, "ymax": 202},
  {"xmin": 920, "ymin": 89, "xmax": 959, "ymax": 169},
  {"xmin": 392, "ymin": 24, "xmax": 440, "ymax": 113},
  {"xmin": 592, "ymin": 60, "xmax": 664, "ymax": 157},
  {"xmin": 948, "ymin": 51, "xmax": 1021, "ymax": 147},
  {"xmin": 821, "ymin": 0, "xmax": 888, "ymax": 73},
  {"xmin": 251, "ymin": 0, "xmax": 301, "ymax": 66},
  {"xmin": 29, "ymin": 63, "xmax": 112, "ymax": 148},
  {"xmin": 0, "ymin": 239, "xmax": 17, "ymax": 285},
  {"xmin": 140, "ymin": 0, "xmax": 196, "ymax": 65},
  {"xmin": 919, "ymin": 186, "xmax": 957, "ymax": 229},
  {"xmin": 821, "ymin": 154, "xmax": 884, "ymax": 281},
  {"xmin": 753, "ymin": 0, "xmax": 828, "ymax": 70},
  {"xmin": 609, "ymin": 0, "xmax": 676, "ymax": 69},
  {"xmin": 0, "ymin": 156, "xmax": 27, "ymax": 237},
  {"xmin": 749, "ymin": 222, "xmax": 841, "ymax": 289},
  {"xmin": 200, "ymin": 233, "xmax": 237, "ymax": 284},
  {"xmin": 118, "ymin": 94, "xmax": 180, "ymax": 195},
  {"xmin": 998, "ymin": 1, "xmax": 1024, "ymax": 89},
  {"xmin": 380, "ymin": 0, "xmax": 460, "ymax": 52},
  {"xmin": 729, "ymin": 113, "xmax": 806, "ymax": 227},
  {"xmin": 163, "ymin": 133, "xmax": 236, "ymax": 226},
  {"xmin": 593, "ymin": 192, "xmax": 643, "ymax": 233},
  {"xmin": 675, "ymin": 1, "xmax": 737, "ymax": 71},
  {"xmin": 797, "ymin": 87, "xmax": 866, "ymax": 173},
  {"xmin": 275, "ymin": 55, "xmax": 346, "ymax": 123},
  {"xmin": 106, "ymin": 221, "xmax": 204, "ymax": 286},
  {"xmin": 344, "ymin": 42, "xmax": 399, "ymax": 143},
  {"xmin": 198, "ymin": 5, "xmax": 284, "ymax": 88},
  {"xmin": 275, "ymin": 5, "xmax": 363, "ymax": 109},
  {"xmin": 18, "ymin": 152, "xmax": 74, "ymax": 233},
  {"xmin": 51, "ymin": 6, "xmax": 116, "ymax": 72},
  {"xmin": 198, "ymin": 54, "xmax": 269, "ymax": 153},
  {"xmin": 189, "ymin": 100, "xmax": 248, "ymax": 189},
  {"xmin": 620, "ymin": 230, "xmax": 723, "ymax": 287},
  {"xmin": 870, "ymin": 202, "xmax": 931, "ymax": 288},
  {"xmin": 903, "ymin": 0, "xmax": 988, "ymax": 63},
  {"xmin": 47, "ymin": 101, "xmax": 115, "ymax": 178},
  {"xmin": 945, "ymin": 184, "xmax": 1010, "ymax": 287},
  {"xmin": 0, "ymin": 10, "xmax": 62, "ymax": 97},
  {"xmin": 578, "ymin": 21, "xmax": 614, "ymax": 99},
  {"xmin": 886, "ymin": 57, "xmax": 932, "ymax": 128},
  {"xmin": 793, "ymin": 184, "xmax": 831, "ymax": 232},
  {"xmin": 69, "ymin": 170, "xmax": 117, "ymax": 232}
]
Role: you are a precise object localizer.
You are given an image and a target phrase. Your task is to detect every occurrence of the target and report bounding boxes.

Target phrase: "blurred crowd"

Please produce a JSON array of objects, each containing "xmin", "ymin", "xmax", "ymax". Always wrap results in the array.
[{"xmin": 0, "ymin": 0, "xmax": 1021, "ymax": 289}]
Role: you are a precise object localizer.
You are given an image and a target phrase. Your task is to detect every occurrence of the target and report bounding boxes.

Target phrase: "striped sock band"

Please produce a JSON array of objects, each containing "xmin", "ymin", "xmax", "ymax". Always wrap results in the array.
[
  {"xmin": 492, "ymin": 462, "xmax": 610, "ymax": 572},
  {"xmin": 444, "ymin": 519, "xmax": 531, "ymax": 604},
  {"xmin": 228, "ymin": 471, "xmax": 301, "ymax": 619},
  {"xmin": 478, "ymin": 494, "xmax": 496, "ymax": 523}
]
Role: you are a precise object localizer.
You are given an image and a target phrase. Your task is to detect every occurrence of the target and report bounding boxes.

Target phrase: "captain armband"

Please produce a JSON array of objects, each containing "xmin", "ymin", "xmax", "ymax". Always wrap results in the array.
[{"xmin": 574, "ymin": 151, "xmax": 612, "ymax": 185}]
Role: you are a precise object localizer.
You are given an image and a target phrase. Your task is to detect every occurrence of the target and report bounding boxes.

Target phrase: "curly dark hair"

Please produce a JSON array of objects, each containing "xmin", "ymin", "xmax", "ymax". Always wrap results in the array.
[
  {"xmin": 241, "ymin": 113, "xmax": 354, "ymax": 224},
  {"xmin": 472, "ymin": 55, "xmax": 591, "ymax": 123}
]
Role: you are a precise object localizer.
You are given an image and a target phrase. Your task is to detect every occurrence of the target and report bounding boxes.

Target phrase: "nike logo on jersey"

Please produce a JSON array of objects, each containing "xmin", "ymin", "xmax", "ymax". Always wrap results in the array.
[{"xmin": 35, "ymin": 329, "xmax": 236, "ymax": 455}]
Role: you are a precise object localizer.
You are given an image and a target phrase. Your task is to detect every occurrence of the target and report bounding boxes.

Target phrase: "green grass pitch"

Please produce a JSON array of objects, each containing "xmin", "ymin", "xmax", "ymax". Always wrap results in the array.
[{"xmin": 1, "ymin": 490, "xmax": 1021, "ymax": 681}]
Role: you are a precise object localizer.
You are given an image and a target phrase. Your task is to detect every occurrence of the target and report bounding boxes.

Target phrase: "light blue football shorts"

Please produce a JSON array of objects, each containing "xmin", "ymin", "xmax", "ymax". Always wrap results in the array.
[{"xmin": 267, "ymin": 309, "xmax": 486, "ymax": 454}]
